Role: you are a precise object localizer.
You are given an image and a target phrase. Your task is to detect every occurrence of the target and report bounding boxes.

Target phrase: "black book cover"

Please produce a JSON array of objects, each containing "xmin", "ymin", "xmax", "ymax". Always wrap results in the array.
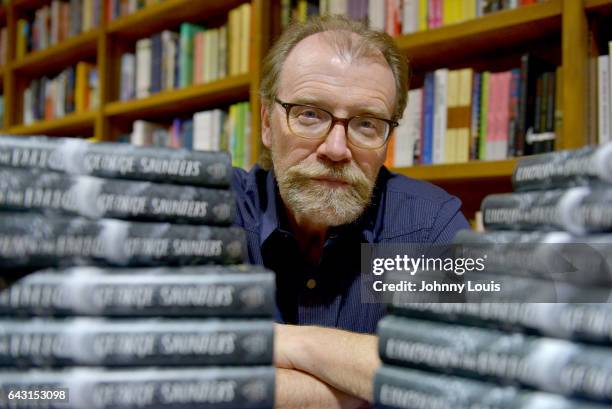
[
  {"xmin": 0, "ymin": 166, "xmax": 235, "ymax": 225},
  {"xmin": 389, "ymin": 303, "xmax": 612, "ymax": 346},
  {"xmin": 0, "ymin": 366, "xmax": 275, "ymax": 409},
  {"xmin": 0, "ymin": 135, "xmax": 232, "ymax": 187},
  {"xmin": 0, "ymin": 318, "xmax": 273, "ymax": 367},
  {"xmin": 374, "ymin": 365, "xmax": 608, "ymax": 409},
  {"xmin": 377, "ymin": 315, "xmax": 612, "ymax": 403},
  {"xmin": 512, "ymin": 144, "xmax": 612, "ymax": 191},
  {"xmin": 0, "ymin": 265, "xmax": 275, "ymax": 318},
  {"xmin": 0, "ymin": 212, "xmax": 246, "ymax": 268},
  {"xmin": 481, "ymin": 187, "xmax": 612, "ymax": 235}
]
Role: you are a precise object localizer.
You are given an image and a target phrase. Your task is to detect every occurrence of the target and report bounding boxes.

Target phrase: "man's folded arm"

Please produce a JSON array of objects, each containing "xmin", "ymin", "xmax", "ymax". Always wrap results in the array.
[
  {"xmin": 275, "ymin": 324, "xmax": 380, "ymax": 402},
  {"xmin": 276, "ymin": 368, "xmax": 369, "ymax": 409}
]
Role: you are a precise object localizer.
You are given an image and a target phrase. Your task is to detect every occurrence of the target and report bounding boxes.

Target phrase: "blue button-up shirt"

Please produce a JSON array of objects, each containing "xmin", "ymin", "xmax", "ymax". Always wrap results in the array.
[{"xmin": 232, "ymin": 165, "xmax": 470, "ymax": 334}]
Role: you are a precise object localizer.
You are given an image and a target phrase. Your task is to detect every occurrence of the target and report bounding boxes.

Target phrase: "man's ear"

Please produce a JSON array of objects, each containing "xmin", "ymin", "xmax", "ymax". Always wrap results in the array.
[{"xmin": 261, "ymin": 103, "xmax": 272, "ymax": 149}]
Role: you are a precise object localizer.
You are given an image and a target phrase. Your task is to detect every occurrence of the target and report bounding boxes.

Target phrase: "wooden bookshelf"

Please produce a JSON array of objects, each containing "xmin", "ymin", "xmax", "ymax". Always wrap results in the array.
[
  {"xmin": 0, "ymin": 0, "xmax": 609, "ymax": 191},
  {"xmin": 107, "ymin": 0, "xmax": 245, "ymax": 40},
  {"xmin": 394, "ymin": 160, "xmax": 516, "ymax": 182},
  {"xmin": 6, "ymin": 111, "xmax": 96, "ymax": 135},
  {"xmin": 105, "ymin": 74, "xmax": 251, "ymax": 120},
  {"xmin": 11, "ymin": 29, "xmax": 99, "ymax": 75},
  {"xmin": 395, "ymin": 0, "xmax": 562, "ymax": 71}
]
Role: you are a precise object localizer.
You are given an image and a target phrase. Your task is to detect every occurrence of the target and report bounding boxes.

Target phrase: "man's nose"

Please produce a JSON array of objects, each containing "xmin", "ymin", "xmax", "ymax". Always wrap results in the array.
[{"xmin": 317, "ymin": 122, "xmax": 352, "ymax": 163}]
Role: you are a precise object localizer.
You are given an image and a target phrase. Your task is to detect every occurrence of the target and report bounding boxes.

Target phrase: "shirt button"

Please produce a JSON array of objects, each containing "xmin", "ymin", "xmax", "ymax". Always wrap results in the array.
[{"xmin": 306, "ymin": 279, "xmax": 317, "ymax": 289}]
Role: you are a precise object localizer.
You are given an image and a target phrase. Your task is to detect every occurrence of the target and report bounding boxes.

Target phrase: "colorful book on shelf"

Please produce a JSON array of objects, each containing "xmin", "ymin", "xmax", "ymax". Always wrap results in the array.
[{"xmin": 179, "ymin": 22, "xmax": 204, "ymax": 88}]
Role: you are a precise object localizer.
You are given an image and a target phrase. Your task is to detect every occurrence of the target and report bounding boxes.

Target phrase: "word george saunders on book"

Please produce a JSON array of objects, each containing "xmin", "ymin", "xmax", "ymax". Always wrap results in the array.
[{"xmin": 0, "ymin": 135, "xmax": 275, "ymax": 409}]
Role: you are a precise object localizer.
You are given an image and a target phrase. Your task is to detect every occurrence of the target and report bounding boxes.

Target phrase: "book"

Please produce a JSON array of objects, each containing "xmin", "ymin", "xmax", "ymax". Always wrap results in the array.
[
  {"xmin": 0, "ymin": 212, "xmax": 245, "ymax": 268},
  {"xmin": 0, "ymin": 167, "xmax": 235, "ymax": 225},
  {"xmin": 0, "ymin": 318, "xmax": 273, "ymax": 367},
  {"xmin": 0, "ymin": 136, "xmax": 232, "ymax": 187},
  {"xmin": 0, "ymin": 265, "xmax": 275, "ymax": 318},
  {"xmin": 453, "ymin": 229, "xmax": 612, "ymax": 286},
  {"xmin": 481, "ymin": 186, "xmax": 612, "ymax": 235},
  {"xmin": 512, "ymin": 143, "xmax": 612, "ymax": 191},
  {"xmin": 0, "ymin": 366, "xmax": 275, "ymax": 409},
  {"xmin": 377, "ymin": 315, "xmax": 612, "ymax": 403},
  {"xmin": 374, "ymin": 365, "xmax": 609, "ymax": 409},
  {"xmin": 389, "ymin": 302, "xmax": 612, "ymax": 346}
]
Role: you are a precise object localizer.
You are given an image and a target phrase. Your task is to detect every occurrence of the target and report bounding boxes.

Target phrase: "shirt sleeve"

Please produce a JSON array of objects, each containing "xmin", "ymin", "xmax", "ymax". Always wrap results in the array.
[{"xmin": 427, "ymin": 196, "xmax": 471, "ymax": 243}]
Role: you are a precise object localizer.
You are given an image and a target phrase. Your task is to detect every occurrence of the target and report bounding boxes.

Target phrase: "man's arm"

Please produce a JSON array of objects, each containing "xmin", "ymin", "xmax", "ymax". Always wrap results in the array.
[
  {"xmin": 276, "ymin": 368, "xmax": 369, "ymax": 409},
  {"xmin": 275, "ymin": 324, "xmax": 380, "ymax": 402}
]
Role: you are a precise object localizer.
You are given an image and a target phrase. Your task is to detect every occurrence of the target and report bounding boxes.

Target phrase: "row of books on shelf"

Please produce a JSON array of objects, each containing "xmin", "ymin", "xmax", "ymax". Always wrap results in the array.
[
  {"xmin": 106, "ymin": 0, "xmax": 163, "ymax": 22},
  {"xmin": 123, "ymin": 101, "xmax": 252, "ymax": 169},
  {"xmin": 16, "ymin": 0, "xmax": 101, "ymax": 59},
  {"xmin": 22, "ymin": 62, "xmax": 98, "ymax": 125},
  {"xmin": 596, "ymin": 42, "xmax": 612, "ymax": 145},
  {"xmin": 284, "ymin": 0, "xmax": 546, "ymax": 32},
  {"xmin": 385, "ymin": 53, "xmax": 559, "ymax": 168},
  {"xmin": 119, "ymin": 3, "xmax": 251, "ymax": 100}
]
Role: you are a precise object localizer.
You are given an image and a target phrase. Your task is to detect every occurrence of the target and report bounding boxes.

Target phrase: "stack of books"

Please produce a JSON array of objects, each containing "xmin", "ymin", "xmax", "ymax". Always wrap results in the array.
[
  {"xmin": 373, "ymin": 143, "xmax": 612, "ymax": 409},
  {"xmin": 0, "ymin": 135, "xmax": 275, "ymax": 409}
]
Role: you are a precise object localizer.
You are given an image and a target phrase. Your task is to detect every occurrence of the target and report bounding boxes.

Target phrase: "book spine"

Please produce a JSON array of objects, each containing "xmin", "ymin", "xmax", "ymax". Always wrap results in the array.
[
  {"xmin": 389, "ymin": 302, "xmax": 612, "ymax": 346},
  {"xmin": 0, "ymin": 266, "xmax": 275, "ymax": 317},
  {"xmin": 0, "ymin": 319, "xmax": 273, "ymax": 367},
  {"xmin": 0, "ymin": 213, "xmax": 245, "ymax": 268},
  {"xmin": 374, "ymin": 365, "xmax": 605, "ymax": 409},
  {"xmin": 481, "ymin": 187, "xmax": 612, "ymax": 235},
  {"xmin": 421, "ymin": 72, "xmax": 435, "ymax": 164},
  {"xmin": 0, "ymin": 366, "xmax": 275, "ymax": 409},
  {"xmin": 0, "ymin": 167, "xmax": 235, "ymax": 225},
  {"xmin": 452, "ymin": 229, "xmax": 612, "ymax": 286},
  {"xmin": 512, "ymin": 144, "xmax": 612, "ymax": 191},
  {"xmin": 377, "ymin": 316, "xmax": 612, "ymax": 403},
  {"xmin": 0, "ymin": 136, "xmax": 232, "ymax": 187}
]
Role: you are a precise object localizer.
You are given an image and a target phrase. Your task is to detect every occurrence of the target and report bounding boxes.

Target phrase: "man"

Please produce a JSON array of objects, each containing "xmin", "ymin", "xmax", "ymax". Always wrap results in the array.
[{"xmin": 232, "ymin": 15, "xmax": 469, "ymax": 408}]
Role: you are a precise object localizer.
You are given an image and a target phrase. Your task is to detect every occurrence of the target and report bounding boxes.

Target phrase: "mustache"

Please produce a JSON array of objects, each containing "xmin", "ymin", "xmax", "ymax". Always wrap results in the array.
[{"xmin": 286, "ymin": 160, "xmax": 367, "ymax": 185}]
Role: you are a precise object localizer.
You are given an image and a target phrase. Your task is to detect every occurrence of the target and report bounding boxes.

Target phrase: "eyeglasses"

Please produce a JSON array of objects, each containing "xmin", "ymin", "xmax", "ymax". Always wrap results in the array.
[{"xmin": 275, "ymin": 98, "xmax": 398, "ymax": 149}]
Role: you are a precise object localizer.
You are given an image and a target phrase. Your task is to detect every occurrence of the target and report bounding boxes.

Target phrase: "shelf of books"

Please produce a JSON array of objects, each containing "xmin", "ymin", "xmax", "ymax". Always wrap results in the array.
[
  {"xmin": 107, "ymin": 0, "xmax": 245, "ymax": 40},
  {"xmin": 12, "ymin": 29, "xmax": 99, "ymax": 75},
  {"xmin": 105, "ymin": 74, "xmax": 251, "ymax": 120},
  {"xmin": 394, "ymin": 0, "xmax": 562, "ymax": 71},
  {"xmin": 6, "ymin": 110, "xmax": 96, "ymax": 135}
]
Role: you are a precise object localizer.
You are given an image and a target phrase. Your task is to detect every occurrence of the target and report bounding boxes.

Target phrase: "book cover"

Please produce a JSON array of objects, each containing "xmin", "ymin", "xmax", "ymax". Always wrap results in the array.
[
  {"xmin": 0, "ymin": 366, "xmax": 275, "ymax": 409},
  {"xmin": 0, "ymin": 212, "xmax": 246, "ymax": 268},
  {"xmin": 378, "ymin": 316, "xmax": 612, "ymax": 403}
]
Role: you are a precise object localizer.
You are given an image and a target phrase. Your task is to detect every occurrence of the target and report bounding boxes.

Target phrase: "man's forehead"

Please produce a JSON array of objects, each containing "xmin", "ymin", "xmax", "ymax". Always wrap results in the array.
[{"xmin": 277, "ymin": 31, "xmax": 396, "ymax": 115}]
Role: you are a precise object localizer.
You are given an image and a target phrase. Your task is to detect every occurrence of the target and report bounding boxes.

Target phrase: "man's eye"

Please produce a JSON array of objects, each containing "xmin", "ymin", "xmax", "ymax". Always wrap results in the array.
[
  {"xmin": 358, "ymin": 119, "xmax": 376, "ymax": 129},
  {"xmin": 299, "ymin": 110, "xmax": 321, "ymax": 119}
]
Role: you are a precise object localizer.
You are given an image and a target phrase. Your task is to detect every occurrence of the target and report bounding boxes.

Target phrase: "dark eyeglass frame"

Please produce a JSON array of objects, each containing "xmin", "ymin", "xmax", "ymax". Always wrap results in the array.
[{"xmin": 274, "ymin": 98, "xmax": 399, "ymax": 149}]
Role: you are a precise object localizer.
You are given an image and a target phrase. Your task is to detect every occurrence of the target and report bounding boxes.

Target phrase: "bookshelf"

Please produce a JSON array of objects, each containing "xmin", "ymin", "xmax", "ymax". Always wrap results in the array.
[{"xmin": 0, "ymin": 0, "xmax": 610, "ymax": 219}]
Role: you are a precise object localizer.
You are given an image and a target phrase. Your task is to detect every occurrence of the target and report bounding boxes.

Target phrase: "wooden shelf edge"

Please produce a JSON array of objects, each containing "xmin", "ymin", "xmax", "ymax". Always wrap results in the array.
[
  {"xmin": 105, "ymin": 74, "xmax": 252, "ymax": 117},
  {"xmin": 395, "ymin": 0, "xmax": 562, "ymax": 61},
  {"xmin": 585, "ymin": 0, "xmax": 612, "ymax": 12},
  {"xmin": 6, "ymin": 112, "xmax": 96, "ymax": 135},
  {"xmin": 11, "ymin": 29, "xmax": 100, "ymax": 72},
  {"xmin": 107, "ymin": 0, "xmax": 244, "ymax": 38},
  {"xmin": 393, "ymin": 159, "xmax": 517, "ymax": 182}
]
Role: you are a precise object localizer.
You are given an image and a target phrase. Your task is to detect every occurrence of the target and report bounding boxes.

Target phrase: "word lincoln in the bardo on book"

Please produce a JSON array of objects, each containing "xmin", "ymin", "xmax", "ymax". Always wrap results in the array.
[{"xmin": 370, "ymin": 254, "xmax": 501, "ymax": 293}]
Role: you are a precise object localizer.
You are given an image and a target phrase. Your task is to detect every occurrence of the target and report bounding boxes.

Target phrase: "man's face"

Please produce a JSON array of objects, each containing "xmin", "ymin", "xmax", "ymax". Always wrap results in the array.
[{"xmin": 262, "ymin": 32, "xmax": 397, "ymax": 228}]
